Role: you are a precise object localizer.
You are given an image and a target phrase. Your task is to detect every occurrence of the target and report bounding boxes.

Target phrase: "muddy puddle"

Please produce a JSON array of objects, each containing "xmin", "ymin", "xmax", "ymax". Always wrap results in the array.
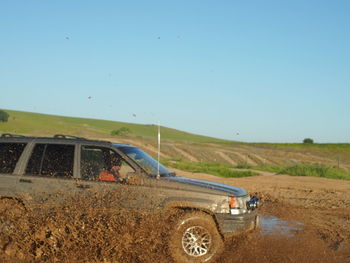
[
  {"xmin": 258, "ymin": 214, "xmax": 303, "ymax": 237},
  {"xmin": 220, "ymin": 214, "xmax": 339, "ymax": 263}
]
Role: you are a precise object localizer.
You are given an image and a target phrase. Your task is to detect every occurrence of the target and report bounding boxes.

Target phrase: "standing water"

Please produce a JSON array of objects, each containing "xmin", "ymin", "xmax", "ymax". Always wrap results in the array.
[{"xmin": 258, "ymin": 215, "xmax": 304, "ymax": 237}]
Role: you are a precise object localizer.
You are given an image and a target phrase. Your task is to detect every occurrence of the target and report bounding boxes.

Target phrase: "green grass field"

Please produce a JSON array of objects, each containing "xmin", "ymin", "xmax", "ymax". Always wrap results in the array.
[
  {"xmin": 0, "ymin": 109, "xmax": 228, "ymax": 143},
  {"xmin": 241, "ymin": 164, "xmax": 350, "ymax": 181},
  {"xmin": 279, "ymin": 164, "xmax": 350, "ymax": 180},
  {"xmin": 2, "ymin": 109, "xmax": 349, "ymax": 150},
  {"xmin": 1, "ymin": 109, "xmax": 350, "ymax": 180}
]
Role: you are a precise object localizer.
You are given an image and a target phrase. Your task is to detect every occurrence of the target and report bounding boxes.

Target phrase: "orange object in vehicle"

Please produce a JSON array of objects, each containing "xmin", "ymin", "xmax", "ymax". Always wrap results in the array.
[{"xmin": 99, "ymin": 170, "xmax": 116, "ymax": 182}]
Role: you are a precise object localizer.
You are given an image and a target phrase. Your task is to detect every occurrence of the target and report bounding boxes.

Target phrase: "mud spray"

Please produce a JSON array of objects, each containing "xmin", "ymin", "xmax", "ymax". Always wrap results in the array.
[{"xmin": 0, "ymin": 194, "xmax": 347, "ymax": 263}]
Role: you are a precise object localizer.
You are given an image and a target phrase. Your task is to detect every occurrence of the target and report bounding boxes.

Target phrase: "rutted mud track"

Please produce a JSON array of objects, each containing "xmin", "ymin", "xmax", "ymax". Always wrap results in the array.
[{"xmin": 1, "ymin": 172, "xmax": 350, "ymax": 263}]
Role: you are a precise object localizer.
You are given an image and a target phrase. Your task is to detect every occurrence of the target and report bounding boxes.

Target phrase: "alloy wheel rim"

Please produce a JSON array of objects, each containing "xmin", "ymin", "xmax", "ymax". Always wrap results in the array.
[{"xmin": 182, "ymin": 226, "xmax": 211, "ymax": 257}]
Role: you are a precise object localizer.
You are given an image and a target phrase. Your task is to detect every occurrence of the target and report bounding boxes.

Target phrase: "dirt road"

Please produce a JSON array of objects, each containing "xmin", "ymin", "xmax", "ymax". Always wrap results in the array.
[{"xmin": 1, "ymin": 170, "xmax": 349, "ymax": 262}]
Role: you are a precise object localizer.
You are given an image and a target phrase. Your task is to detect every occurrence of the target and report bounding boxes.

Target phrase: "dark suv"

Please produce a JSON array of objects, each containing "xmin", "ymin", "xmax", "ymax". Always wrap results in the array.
[{"xmin": 0, "ymin": 134, "xmax": 259, "ymax": 263}]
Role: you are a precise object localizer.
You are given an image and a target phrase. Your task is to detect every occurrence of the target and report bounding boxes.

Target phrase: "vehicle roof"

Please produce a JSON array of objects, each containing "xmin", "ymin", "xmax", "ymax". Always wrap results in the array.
[{"xmin": 0, "ymin": 134, "xmax": 120, "ymax": 146}]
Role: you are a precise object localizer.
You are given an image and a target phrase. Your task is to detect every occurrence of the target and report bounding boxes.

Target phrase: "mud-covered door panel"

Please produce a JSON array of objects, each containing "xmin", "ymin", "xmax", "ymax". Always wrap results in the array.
[
  {"xmin": 77, "ymin": 145, "xmax": 165, "ymax": 211},
  {"xmin": 77, "ymin": 145, "xmax": 134, "ymax": 210},
  {"xmin": 17, "ymin": 143, "xmax": 78, "ymax": 208}
]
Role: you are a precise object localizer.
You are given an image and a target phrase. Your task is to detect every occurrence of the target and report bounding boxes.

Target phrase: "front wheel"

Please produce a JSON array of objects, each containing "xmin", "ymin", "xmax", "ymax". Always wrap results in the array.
[{"xmin": 168, "ymin": 211, "xmax": 224, "ymax": 263}]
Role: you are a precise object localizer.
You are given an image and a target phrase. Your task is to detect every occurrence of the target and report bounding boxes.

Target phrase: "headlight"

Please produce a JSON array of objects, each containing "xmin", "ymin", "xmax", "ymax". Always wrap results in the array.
[
  {"xmin": 228, "ymin": 196, "xmax": 243, "ymax": 215},
  {"xmin": 228, "ymin": 196, "xmax": 248, "ymax": 209},
  {"xmin": 227, "ymin": 195, "xmax": 257, "ymax": 215}
]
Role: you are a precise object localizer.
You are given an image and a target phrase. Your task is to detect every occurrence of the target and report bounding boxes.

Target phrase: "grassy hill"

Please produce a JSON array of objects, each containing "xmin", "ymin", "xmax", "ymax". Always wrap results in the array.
[
  {"xmin": 1, "ymin": 109, "xmax": 350, "ymax": 179},
  {"xmin": 0, "ymin": 109, "xmax": 228, "ymax": 143}
]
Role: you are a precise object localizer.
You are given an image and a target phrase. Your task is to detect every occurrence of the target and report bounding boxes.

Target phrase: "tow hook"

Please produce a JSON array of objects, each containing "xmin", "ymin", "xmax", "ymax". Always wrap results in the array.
[{"xmin": 246, "ymin": 197, "xmax": 260, "ymax": 211}]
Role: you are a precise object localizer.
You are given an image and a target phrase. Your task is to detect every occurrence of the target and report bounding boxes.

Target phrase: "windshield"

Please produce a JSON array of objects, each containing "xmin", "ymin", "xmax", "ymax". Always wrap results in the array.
[{"xmin": 117, "ymin": 145, "xmax": 174, "ymax": 177}]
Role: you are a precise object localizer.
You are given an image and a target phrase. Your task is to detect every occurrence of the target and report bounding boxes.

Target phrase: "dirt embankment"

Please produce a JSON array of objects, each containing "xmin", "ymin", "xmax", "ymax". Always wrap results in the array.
[{"xmin": 1, "ymin": 171, "xmax": 350, "ymax": 263}]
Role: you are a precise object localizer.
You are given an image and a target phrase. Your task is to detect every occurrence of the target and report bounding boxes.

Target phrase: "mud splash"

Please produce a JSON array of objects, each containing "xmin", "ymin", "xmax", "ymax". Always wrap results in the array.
[
  {"xmin": 0, "ymin": 197, "xmax": 178, "ymax": 263},
  {"xmin": 0, "ymin": 197, "xmax": 346, "ymax": 263}
]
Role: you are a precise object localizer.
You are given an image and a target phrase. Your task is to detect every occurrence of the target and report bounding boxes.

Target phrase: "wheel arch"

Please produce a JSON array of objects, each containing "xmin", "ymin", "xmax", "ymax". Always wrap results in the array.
[
  {"xmin": 165, "ymin": 204, "xmax": 225, "ymax": 239},
  {"xmin": 166, "ymin": 206, "xmax": 225, "ymax": 263}
]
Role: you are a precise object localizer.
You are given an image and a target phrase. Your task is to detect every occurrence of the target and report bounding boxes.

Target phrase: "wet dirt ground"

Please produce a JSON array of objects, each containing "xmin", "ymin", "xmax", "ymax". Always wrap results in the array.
[
  {"xmin": 183, "ymin": 170, "xmax": 350, "ymax": 263},
  {"xmin": 1, "ymin": 171, "xmax": 350, "ymax": 263}
]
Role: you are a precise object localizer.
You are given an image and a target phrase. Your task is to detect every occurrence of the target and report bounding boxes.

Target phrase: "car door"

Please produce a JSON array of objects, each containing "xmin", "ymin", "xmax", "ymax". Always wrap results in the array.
[
  {"xmin": 73, "ymin": 145, "xmax": 135, "ymax": 210},
  {"xmin": 75, "ymin": 144, "xmax": 166, "ymax": 212},
  {"xmin": 15, "ymin": 142, "xmax": 80, "ymax": 209}
]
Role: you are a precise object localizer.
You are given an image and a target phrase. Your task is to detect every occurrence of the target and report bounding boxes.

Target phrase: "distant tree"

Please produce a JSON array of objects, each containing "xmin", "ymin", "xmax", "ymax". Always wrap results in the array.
[
  {"xmin": 0, "ymin": 110, "xmax": 9, "ymax": 122},
  {"xmin": 303, "ymin": 138, "xmax": 314, "ymax": 144},
  {"xmin": 111, "ymin": 127, "xmax": 132, "ymax": 136}
]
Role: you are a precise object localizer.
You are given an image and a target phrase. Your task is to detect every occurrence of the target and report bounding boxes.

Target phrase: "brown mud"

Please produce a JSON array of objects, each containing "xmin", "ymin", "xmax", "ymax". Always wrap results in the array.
[
  {"xmin": 0, "ymin": 197, "xmax": 175, "ymax": 263},
  {"xmin": 185, "ymin": 170, "xmax": 350, "ymax": 263},
  {"xmin": 1, "ymin": 171, "xmax": 350, "ymax": 263}
]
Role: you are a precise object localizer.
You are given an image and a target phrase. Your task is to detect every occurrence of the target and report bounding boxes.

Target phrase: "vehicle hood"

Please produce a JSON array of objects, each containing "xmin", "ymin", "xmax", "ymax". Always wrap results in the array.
[{"xmin": 163, "ymin": 176, "xmax": 247, "ymax": 197}]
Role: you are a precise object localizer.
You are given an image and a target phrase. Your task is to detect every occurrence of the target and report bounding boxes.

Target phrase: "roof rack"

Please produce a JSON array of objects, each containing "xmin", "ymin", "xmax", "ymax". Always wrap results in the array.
[
  {"xmin": 1, "ymin": 133, "xmax": 26, "ymax": 138},
  {"xmin": 53, "ymin": 134, "xmax": 87, "ymax": 140}
]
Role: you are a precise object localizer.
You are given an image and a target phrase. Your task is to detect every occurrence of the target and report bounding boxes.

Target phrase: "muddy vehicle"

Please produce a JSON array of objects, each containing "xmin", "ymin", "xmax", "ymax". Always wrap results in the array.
[{"xmin": 0, "ymin": 134, "xmax": 259, "ymax": 263}]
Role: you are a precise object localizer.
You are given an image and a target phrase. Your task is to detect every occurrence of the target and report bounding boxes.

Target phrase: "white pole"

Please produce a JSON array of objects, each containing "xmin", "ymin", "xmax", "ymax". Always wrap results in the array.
[{"xmin": 157, "ymin": 122, "xmax": 160, "ymax": 178}]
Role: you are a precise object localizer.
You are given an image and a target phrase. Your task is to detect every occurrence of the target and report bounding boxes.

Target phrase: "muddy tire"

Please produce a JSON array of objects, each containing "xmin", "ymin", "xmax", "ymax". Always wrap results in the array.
[{"xmin": 168, "ymin": 211, "xmax": 224, "ymax": 263}]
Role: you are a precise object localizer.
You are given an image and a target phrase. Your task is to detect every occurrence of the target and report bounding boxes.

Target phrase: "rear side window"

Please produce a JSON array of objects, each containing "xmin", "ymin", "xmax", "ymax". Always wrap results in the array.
[
  {"xmin": 0, "ymin": 143, "xmax": 26, "ymax": 173},
  {"xmin": 26, "ymin": 144, "xmax": 75, "ymax": 178}
]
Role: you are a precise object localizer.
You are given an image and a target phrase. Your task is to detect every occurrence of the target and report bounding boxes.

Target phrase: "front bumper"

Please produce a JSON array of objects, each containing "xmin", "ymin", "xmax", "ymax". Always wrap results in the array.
[{"xmin": 215, "ymin": 212, "xmax": 259, "ymax": 236}]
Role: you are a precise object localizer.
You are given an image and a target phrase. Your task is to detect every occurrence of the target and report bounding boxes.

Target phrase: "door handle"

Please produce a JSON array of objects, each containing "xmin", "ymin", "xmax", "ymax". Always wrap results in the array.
[
  {"xmin": 19, "ymin": 178, "xmax": 33, "ymax": 183},
  {"xmin": 76, "ymin": 184, "xmax": 91, "ymax": 189}
]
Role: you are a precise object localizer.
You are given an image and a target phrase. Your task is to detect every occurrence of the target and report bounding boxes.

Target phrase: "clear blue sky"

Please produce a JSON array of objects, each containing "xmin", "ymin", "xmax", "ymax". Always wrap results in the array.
[{"xmin": 1, "ymin": 0, "xmax": 349, "ymax": 143}]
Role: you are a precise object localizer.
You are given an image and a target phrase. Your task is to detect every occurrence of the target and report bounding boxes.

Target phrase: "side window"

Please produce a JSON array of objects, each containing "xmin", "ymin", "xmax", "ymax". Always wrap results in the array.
[
  {"xmin": 26, "ymin": 144, "xmax": 45, "ymax": 175},
  {"xmin": 81, "ymin": 146, "xmax": 134, "ymax": 181},
  {"xmin": 25, "ymin": 144, "xmax": 75, "ymax": 178},
  {"xmin": 0, "ymin": 143, "xmax": 27, "ymax": 174},
  {"xmin": 80, "ymin": 146, "xmax": 106, "ymax": 180}
]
